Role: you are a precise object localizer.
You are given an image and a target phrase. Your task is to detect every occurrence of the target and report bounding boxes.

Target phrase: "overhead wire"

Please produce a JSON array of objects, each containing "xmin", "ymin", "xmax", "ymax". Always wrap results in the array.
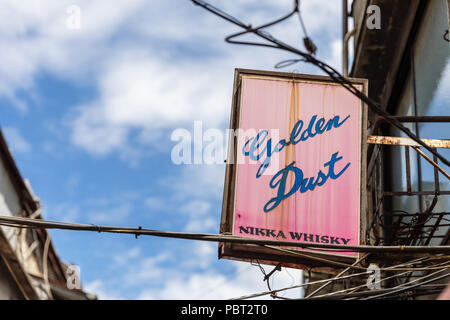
[
  {"xmin": 310, "ymin": 260, "xmax": 450, "ymax": 300},
  {"xmin": 1, "ymin": 215, "xmax": 450, "ymax": 254},
  {"xmin": 229, "ymin": 256, "xmax": 450, "ymax": 300},
  {"xmin": 190, "ymin": 0, "xmax": 450, "ymax": 167},
  {"xmin": 362, "ymin": 268, "xmax": 450, "ymax": 300}
]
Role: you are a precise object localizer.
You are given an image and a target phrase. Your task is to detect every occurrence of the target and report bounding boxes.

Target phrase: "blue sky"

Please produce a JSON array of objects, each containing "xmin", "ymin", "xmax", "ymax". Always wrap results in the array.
[{"xmin": 0, "ymin": 0, "xmax": 344, "ymax": 299}]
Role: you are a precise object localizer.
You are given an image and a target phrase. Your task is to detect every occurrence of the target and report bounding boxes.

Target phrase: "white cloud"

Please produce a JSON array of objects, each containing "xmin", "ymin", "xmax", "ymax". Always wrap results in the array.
[
  {"xmin": 2, "ymin": 127, "xmax": 31, "ymax": 153},
  {"xmin": 113, "ymin": 246, "xmax": 141, "ymax": 266},
  {"xmin": 165, "ymin": 165, "xmax": 225, "ymax": 200},
  {"xmin": 88, "ymin": 202, "xmax": 132, "ymax": 224},
  {"xmin": 45, "ymin": 202, "xmax": 80, "ymax": 222},
  {"xmin": 144, "ymin": 196, "xmax": 166, "ymax": 211},
  {"xmin": 3, "ymin": 1, "xmax": 340, "ymax": 301},
  {"xmin": 0, "ymin": 0, "xmax": 149, "ymax": 110},
  {"xmin": 84, "ymin": 279, "xmax": 123, "ymax": 300},
  {"xmin": 0, "ymin": 0, "xmax": 342, "ymax": 159},
  {"xmin": 188, "ymin": 242, "xmax": 216, "ymax": 269},
  {"xmin": 184, "ymin": 217, "xmax": 217, "ymax": 233},
  {"xmin": 180, "ymin": 200, "xmax": 211, "ymax": 216},
  {"xmin": 329, "ymin": 39, "xmax": 343, "ymax": 74},
  {"xmin": 124, "ymin": 252, "xmax": 171, "ymax": 285},
  {"xmin": 137, "ymin": 261, "xmax": 304, "ymax": 300},
  {"xmin": 179, "ymin": 200, "xmax": 218, "ymax": 232},
  {"xmin": 47, "ymin": 193, "xmax": 139, "ymax": 224},
  {"xmin": 69, "ymin": 49, "xmax": 233, "ymax": 156},
  {"xmin": 156, "ymin": 166, "xmax": 225, "ymax": 233}
]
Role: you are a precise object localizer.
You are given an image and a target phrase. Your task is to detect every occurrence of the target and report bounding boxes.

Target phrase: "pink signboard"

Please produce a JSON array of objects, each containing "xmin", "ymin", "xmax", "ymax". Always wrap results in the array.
[{"xmin": 220, "ymin": 69, "xmax": 367, "ymax": 265}]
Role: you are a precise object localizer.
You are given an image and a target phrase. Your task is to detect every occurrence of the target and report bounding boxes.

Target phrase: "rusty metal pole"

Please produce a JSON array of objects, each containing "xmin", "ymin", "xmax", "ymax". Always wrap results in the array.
[
  {"xmin": 343, "ymin": 0, "xmax": 348, "ymax": 43},
  {"xmin": 342, "ymin": 0, "xmax": 348, "ymax": 76}
]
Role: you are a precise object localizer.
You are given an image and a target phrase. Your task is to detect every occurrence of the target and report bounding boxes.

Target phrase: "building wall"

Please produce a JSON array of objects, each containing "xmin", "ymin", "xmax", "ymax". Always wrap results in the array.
[
  {"xmin": 0, "ymin": 149, "xmax": 25, "ymax": 298},
  {"xmin": 0, "ymin": 153, "xmax": 21, "ymax": 219},
  {"xmin": 0, "ymin": 255, "xmax": 23, "ymax": 299}
]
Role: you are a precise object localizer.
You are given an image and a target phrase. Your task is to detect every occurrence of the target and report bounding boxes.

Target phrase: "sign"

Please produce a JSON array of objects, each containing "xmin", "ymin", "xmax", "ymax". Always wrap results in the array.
[{"xmin": 219, "ymin": 69, "xmax": 368, "ymax": 271}]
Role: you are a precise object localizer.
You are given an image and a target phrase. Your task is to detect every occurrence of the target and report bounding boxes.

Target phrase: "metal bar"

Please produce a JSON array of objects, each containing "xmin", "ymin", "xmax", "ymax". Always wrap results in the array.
[
  {"xmin": 405, "ymin": 146, "xmax": 412, "ymax": 194},
  {"xmin": 391, "ymin": 116, "xmax": 450, "ymax": 123},
  {"xmin": 191, "ymin": 0, "xmax": 450, "ymax": 167},
  {"xmin": 409, "ymin": 196, "xmax": 438, "ymax": 246},
  {"xmin": 442, "ymin": 228, "xmax": 450, "ymax": 245},
  {"xmin": 342, "ymin": 0, "xmax": 348, "ymax": 62},
  {"xmin": 412, "ymin": 146, "xmax": 450, "ymax": 180},
  {"xmin": 377, "ymin": 235, "xmax": 448, "ymax": 239},
  {"xmin": 2, "ymin": 215, "xmax": 450, "ymax": 253},
  {"xmin": 385, "ymin": 212, "xmax": 449, "ymax": 217},
  {"xmin": 384, "ymin": 191, "xmax": 450, "ymax": 196},
  {"xmin": 424, "ymin": 214, "xmax": 445, "ymax": 246},
  {"xmin": 367, "ymin": 135, "xmax": 450, "ymax": 149},
  {"xmin": 367, "ymin": 145, "xmax": 380, "ymax": 180},
  {"xmin": 389, "ymin": 214, "xmax": 404, "ymax": 245},
  {"xmin": 411, "ymin": 47, "xmax": 424, "ymax": 215},
  {"xmin": 383, "ymin": 224, "xmax": 450, "ymax": 229},
  {"xmin": 433, "ymin": 149, "xmax": 441, "ymax": 194},
  {"xmin": 343, "ymin": 29, "xmax": 355, "ymax": 77},
  {"xmin": 304, "ymin": 253, "xmax": 370, "ymax": 299}
]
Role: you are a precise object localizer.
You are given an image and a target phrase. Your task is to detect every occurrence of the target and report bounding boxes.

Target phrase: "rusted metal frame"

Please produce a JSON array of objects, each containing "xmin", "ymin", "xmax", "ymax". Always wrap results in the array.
[
  {"xmin": 390, "ymin": 116, "xmax": 450, "ymax": 123},
  {"xmin": 370, "ymin": 135, "xmax": 449, "ymax": 245},
  {"xmin": 433, "ymin": 150, "xmax": 441, "ymax": 194},
  {"xmin": 367, "ymin": 143, "xmax": 381, "ymax": 236},
  {"xmin": 367, "ymin": 145, "xmax": 381, "ymax": 184},
  {"xmin": 367, "ymin": 144, "xmax": 381, "ymax": 181},
  {"xmin": 380, "ymin": 222, "xmax": 450, "ymax": 230},
  {"xmin": 405, "ymin": 146, "xmax": 412, "ymax": 194},
  {"xmin": 367, "ymin": 135, "xmax": 450, "ymax": 149},
  {"xmin": 423, "ymin": 151, "xmax": 444, "ymax": 245},
  {"xmin": 369, "ymin": 148, "xmax": 386, "ymax": 245},
  {"xmin": 366, "ymin": 123, "xmax": 383, "ymax": 246},
  {"xmin": 365, "ymin": 168, "xmax": 377, "ymax": 244},
  {"xmin": 412, "ymin": 146, "xmax": 450, "ymax": 180},
  {"xmin": 367, "ymin": 149, "xmax": 383, "ymax": 245},
  {"xmin": 385, "ymin": 212, "xmax": 449, "ymax": 218},
  {"xmin": 423, "ymin": 219, "xmax": 446, "ymax": 243},
  {"xmin": 442, "ymin": 228, "xmax": 450, "ymax": 245},
  {"xmin": 384, "ymin": 190, "xmax": 450, "ymax": 196},
  {"xmin": 390, "ymin": 215, "xmax": 405, "ymax": 245},
  {"xmin": 377, "ymin": 147, "xmax": 389, "ymax": 245},
  {"xmin": 408, "ymin": 196, "xmax": 438, "ymax": 246},
  {"xmin": 377, "ymin": 235, "xmax": 447, "ymax": 240},
  {"xmin": 304, "ymin": 253, "xmax": 371, "ymax": 299},
  {"xmin": 367, "ymin": 193, "xmax": 382, "ymax": 245},
  {"xmin": 411, "ymin": 46, "xmax": 424, "ymax": 216}
]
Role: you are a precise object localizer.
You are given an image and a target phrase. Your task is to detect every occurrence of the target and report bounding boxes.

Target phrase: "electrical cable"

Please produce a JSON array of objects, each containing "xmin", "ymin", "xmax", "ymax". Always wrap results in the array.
[
  {"xmin": 190, "ymin": 0, "xmax": 450, "ymax": 167},
  {"xmin": 229, "ymin": 256, "xmax": 450, "ymax": 300},
  {"xmin": 2, "ymin": 215, "xmax": 450, "ymax": 254}
]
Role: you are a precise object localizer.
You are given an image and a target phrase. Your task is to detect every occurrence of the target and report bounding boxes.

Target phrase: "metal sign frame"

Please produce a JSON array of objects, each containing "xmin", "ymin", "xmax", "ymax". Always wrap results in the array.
[{"xmin": 219, "ymin": 68, "xmax": 369, "ymax": 273}]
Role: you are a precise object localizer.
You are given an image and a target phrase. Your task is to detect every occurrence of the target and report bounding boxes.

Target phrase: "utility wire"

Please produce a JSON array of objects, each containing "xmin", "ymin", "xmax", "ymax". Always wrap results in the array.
[
  {"xmin": 311, "ymin": 260, "xmax": 450, "ymax": 299},
  {"xmin": 304, "ymin": 253, "xmax": 370, "ymax": 298},
  {"xmin": 362, "ymin": 269, "xmax": 450, "ymax": 300},
  {"xmin": 231, "ymin": 262, "xmax": 450, "ymax": 300},
  {"xmin": 190, "ymin": 0, "xmax": 450, "ymax": 167},
  {"xmin": 1, "ymin": 215, "xmax": 450, "ymax": 254}
]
